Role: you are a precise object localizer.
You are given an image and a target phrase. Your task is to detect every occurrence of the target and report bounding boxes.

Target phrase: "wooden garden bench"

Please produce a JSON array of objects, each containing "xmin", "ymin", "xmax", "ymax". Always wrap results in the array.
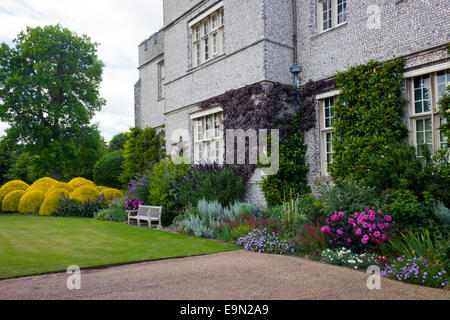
[{"xmin": 127, "ymin": 205, "xmax": 162, "ymax": 230}]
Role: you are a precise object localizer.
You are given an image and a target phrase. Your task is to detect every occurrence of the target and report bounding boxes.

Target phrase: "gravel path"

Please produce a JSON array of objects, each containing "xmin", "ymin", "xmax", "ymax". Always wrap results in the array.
[{"xmin": 0, "ymin": 251, "xmax": 448, "ymax": 300}]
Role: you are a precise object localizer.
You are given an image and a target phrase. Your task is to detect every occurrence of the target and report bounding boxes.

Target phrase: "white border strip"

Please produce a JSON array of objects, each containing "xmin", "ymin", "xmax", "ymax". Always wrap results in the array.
[
  {"xmin": 315, "ymin": 89, "xmax": 340, "ymax": 100},
  {"xmin": 190, "ymin": 106, "xmax": 223, "ymax": 120},
  {"xmin": 188, "ymin": 2, "xmax": 224, "ymax": 28},
  {"xmin": 403, "ymin": 62, "xmax": 450, "ymax": 78}
]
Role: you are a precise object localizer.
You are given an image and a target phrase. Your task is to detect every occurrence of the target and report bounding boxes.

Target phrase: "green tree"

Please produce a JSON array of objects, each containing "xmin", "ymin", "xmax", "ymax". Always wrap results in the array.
[
  {"xmin": 93, "ymin": 150, "xmax": 124, "ymax": 189},
  {"xmin": 0, "ymin": 24, "xmax": 105, "ymax": 177},
  {"xmin": 108, "ymin": 132, "xmax": 128, "ymax": 152},
  {"xmin": 119, "ymin": 127, "xmax": 165, "ymax": 186}
]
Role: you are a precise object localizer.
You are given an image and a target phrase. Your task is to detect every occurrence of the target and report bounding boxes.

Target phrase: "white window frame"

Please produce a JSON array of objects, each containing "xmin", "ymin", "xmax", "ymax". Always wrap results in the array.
[
  {"xmin": 191, "ymin": 109, "xmax": 224, "ymax": 164},
  {"xmin": 190, "ymin": 5, "xmax": 224, "ymax": 68},
  {"xmin": 317, "ymin": 0, "xmax": 347, "ymax": 33},
  {"xmin": 407, "ymin": 66, "xmax": 449, "ymax": 157},
  {"xmin": 319, "ymin": 95, "xmax": 337, "ymax": 176}
]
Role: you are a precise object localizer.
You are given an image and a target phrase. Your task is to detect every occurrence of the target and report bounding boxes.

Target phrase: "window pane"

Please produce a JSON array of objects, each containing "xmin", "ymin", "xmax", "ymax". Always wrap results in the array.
[
  {"xmin": 414, "ymin": 89, "xmax": 422, "ymax": 101},
  {"xmin": 416, "ymin": 119, "xmax": 424, "ymax": 132},
  {"xmin": 415, "ymin": 102, "xmax": 423, "ymax": 114},
  {"xmin": 416, "ymin": 132, "xmax": 424, "ymax": 145},
  {"xmin": 425, "ymin": 118, "xmax": 432, "ymax": 131},
  {"xmin": 423, "ymin": 100, "xmax": 431, "ymax": 112}
]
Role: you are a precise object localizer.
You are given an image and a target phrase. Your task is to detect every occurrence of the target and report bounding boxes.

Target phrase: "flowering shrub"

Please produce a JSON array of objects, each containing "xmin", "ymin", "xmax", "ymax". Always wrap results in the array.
[
  {"xmin": 125, "ymin": 198, "xmax": 142, "ymax": 211},
  {"xmin": 322, "ymin": 248, "xmax": 378, "ymax": 270},
  {"xmin": 321, "ymin": 208, "xmax": 396, "ymax": 253},
  {"xmin": 218, "ymin": 213, "xmax": 283, "ymax": 242},
  {"xmin": 126, "ymin": 172, "xmax": 151, "ymax": 204},
  {"xmin": 235, "ymin": 228, "xmax": 294, "ymax": 255},
  {"xmin": 382, "ymin": 256, "xmax": 448, "ymax": 289},
  {"xmin": 291, "ymin": 224, "xmax": 328, "ymax": 260}
]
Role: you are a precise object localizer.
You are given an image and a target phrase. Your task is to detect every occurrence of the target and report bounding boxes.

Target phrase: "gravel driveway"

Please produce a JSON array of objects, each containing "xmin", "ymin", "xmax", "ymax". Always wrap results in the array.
[{"xmin": 0, "ymin": 251, "xmax": 448, "ymax": 300}]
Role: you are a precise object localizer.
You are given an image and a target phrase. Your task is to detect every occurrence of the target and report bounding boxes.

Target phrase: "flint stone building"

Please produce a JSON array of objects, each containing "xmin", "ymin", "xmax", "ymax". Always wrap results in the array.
[{"xmin": 135, "ymin": 0, "xmax": 450, "ymax": 205}]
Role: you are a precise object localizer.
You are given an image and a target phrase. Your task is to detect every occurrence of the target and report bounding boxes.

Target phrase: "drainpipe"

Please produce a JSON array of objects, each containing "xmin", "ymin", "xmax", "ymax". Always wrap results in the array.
[{"xmin": 290, "ymin": 0, "xmax": 302, "ymax": 88}]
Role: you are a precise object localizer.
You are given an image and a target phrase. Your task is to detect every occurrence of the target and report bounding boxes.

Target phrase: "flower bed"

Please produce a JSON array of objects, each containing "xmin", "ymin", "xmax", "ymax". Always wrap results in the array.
[{"xmin": 382, "ymin": 256, "xmax": 448, "ymax": 289}]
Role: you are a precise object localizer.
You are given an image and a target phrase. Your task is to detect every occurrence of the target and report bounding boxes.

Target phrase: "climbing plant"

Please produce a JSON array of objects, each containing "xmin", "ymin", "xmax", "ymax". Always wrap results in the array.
[
  {"xmin": 200, "ymin": 80, "xmax": 335, "ymax": 206},
  {"xmin": 329, "ymin": 58, "xmax": 408, "ymax": 183}
]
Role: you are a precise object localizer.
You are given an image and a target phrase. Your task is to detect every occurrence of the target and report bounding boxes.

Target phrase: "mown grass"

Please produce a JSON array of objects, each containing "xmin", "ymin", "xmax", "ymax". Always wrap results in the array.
[{"xmin": 0, "ymin": 215, "xmax": 238, "ymax": 279}]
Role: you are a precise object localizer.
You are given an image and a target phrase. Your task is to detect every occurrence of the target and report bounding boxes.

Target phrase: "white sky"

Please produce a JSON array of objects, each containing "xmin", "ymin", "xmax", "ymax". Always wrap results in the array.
[{"xmin": 0, "ymin": 0, "xmax": 163, "ymax": 141}]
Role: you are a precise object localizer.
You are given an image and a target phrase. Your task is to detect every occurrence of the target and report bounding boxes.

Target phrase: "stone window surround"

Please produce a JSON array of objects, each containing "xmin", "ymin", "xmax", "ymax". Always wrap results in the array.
[
  {"xmin": 190, "ymin": 106, "xmax": 225, "ymax": 164},
  {"xmin": 405, "ymin": 62, "xmax": 450, "ymax": 157},
  {"xmin": 317, "ymin": 90, "xmax": 340, "ymax": 176},
  {"xmin": 189, "ymin": 2, "xmax": 224, "ymax": 69},
  {"xmin": 317, "ymin": 0, "xmax": 348, "ymax": 34}
]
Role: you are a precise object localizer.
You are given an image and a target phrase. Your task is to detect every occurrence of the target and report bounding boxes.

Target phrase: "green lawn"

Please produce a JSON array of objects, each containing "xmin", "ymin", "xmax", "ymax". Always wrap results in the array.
[{"xmin": 0, "ymin": 215, "xmax": 238, "ymax": 280}]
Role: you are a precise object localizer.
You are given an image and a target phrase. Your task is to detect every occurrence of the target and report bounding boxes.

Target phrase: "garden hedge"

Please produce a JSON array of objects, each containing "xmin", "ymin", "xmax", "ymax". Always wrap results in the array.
[
  {"xmin": 67, "ymin": 177, "xmax": 96, "ymax": 190},
  {"xmin": 0, "ymin": 180, "xmax": 29, "ymax": 205},
  {"xmin": 40, "ymin": 189, "xmax": 70, "ymax": 216},
  {"xmin": 28, "ymin": 177, "xmax": 59, "ymax": 194},
  {"xmin": 101, "ymin": 188, "xmax": 123, "ymax": 201},
  {"xmin": 18, "ymin": 190, "xmax": 45, "ymax": 215},
  {"xmin": 93, "ymin": 151, "xmax": 124, "ymax": 189},
  {"xmin": 2, "ymin": 190, "xmax": 26, "ymax": 212},
  {"xmin": 70, "ymin": 185, "xmax": 99, "ymax": 203},
  {"xmin": 45, "ymin": 183, "xmax": 73, "ymax": 197}
]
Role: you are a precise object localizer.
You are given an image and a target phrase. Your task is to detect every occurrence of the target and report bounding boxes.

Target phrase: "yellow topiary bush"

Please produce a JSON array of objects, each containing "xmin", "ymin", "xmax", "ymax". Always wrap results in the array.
[
  {"xmin": 70, "ymin": 185, "xmax": 99, "ymax": 203},
  {"xmin": 40, "ymin": 189, "xmax": 70, "ymax": 216},
  {"xmin": 18, "ymin": 190, "xmax": 45, "ymax": 215},
  {"xmin": 28, "ymin": 177, "xmax": 59, "ymax": 194},
  {"xmin": 101, "ymin": 188, "xmax": 124, "ymax": 200},
  {"xmin": 2, "ymin": 190, "xmax": 26, "ymax": 212},
  {"xmin": 96, "ymin": 186, "xmax": 108, "ymax": 192},
  {"xmin": 68, "ymin": 177, "xmax": 96, "ymax": 190},
  {"xmin": 45, "ymin": 183, "xmax": 73, "ymax": 197},
  {"xmin": 0, "ymin": 180, "xmax": 29, "ymax": 204}
]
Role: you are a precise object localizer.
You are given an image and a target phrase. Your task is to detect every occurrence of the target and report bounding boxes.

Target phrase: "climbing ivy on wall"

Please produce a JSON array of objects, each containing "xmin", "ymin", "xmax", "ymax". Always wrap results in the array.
[
  {"xmin": 200, "ymin": 79, "xmax": 335, "ymax": 206},
  {"xmin": 329, "ymin": 58, "xmax": 408, "ymax": 182}
]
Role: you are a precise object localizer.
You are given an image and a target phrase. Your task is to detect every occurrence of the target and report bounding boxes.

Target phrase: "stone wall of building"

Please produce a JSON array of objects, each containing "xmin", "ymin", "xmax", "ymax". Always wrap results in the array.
[
  {"xmin": 135, "ymin": 32, "xmax": 165, "ymax": 129},
  {"xmin": 297, "ymin": 0, "xmax": 450, "ymax": 84}
]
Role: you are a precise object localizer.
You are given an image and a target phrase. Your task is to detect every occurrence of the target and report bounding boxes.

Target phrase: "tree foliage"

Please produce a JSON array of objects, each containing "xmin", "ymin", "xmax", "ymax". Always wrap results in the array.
[
  {"xmin": 119, "ymin": 127, "xmax": 165, "ymax": 186},
  {"xmin": 0, "ymin": 24, "xmax": 105, "ymax": 177},
  {"xmin": 108, "ymin": 132, "xmax": 128, "ymax": 152}
]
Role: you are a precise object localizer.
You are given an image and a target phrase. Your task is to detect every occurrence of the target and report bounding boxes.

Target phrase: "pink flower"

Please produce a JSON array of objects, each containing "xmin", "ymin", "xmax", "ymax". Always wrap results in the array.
[
  {"xmin": 379, "ymin": 224, "xmax": 385, "ymax": 230},
  {"xmin": 354, "ymin": 213, "xmax": 359, "ymax": 218},
  {"xmin": 385, "ymin": 215, "xmax": 392, "ymax": 222},
  {"xmin": 339, "ymin": 212, "xmax": 344, "ymax": 217},
  {"xmin": 374, "ymin": 231, "xmax": 381, "ymax": 238},
  {"xmin": 382, "ymin": 234, "xmax": 387, "ymax": 240},
  {"xmin": 363, "ymin": 222, "xmax": 369, "ymax": 228},
  {"xmin": 356, "ymin": 229, "xmax": 362, "ymax": 236},
  {"xmin": 349, "ymin": 218, "xmax": 355, "ymax": 225},
  {"xmin": 337, "ymin": 229, "xmax": 344, "ymax": 235},
  {"xmin": 346, "ymin": 239, "xmax": 352, "ymax": 243},
  {"xmin": 321, "ymin": 226, "xmax": 331, "ymax": 233},
  {"xmin": 362, "ymin": 235, "xmax": 369, "ymax": 244}
]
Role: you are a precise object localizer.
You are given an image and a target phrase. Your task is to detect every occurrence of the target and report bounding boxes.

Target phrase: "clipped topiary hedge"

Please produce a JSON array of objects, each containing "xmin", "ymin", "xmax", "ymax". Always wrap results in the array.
[
  {"xmin": 19, "ymin": 190, "xmax": 45, "ymax": 215},
  {"xmin": 45, "ymin": 183, "xmax": 73, "ymax": 197},
  {"xmin": 40, "ymin": 189, "xmax": 70, "ymax": 216},
  {"xmin": 101, "ymin": 188, "xmax": 124, "ymax": 201},
  {"xmin": 70, "ymin": 185, "xmax": 99, "ymax": 203},
  {"xmin": 0, "ymin": 180, "xmax": 29, "ymax": 205},
  {"xmin": 28, "ymin": 177, "xmax": 59, "ymax": 194},
  {"xmin": 2, "ymin": 190, "xmax": 26, "ymax": 212},
  {"xmin": 67, "ymin": 177, "xmax": 96, "ymax": 190},
  {"xmin": 93, "ymin": 151, "xmax": 124, "ymax": 189}
]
